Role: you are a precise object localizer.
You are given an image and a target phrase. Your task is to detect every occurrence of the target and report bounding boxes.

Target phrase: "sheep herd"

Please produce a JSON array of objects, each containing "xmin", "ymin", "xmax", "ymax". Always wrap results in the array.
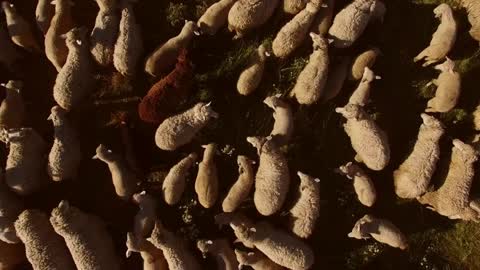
[{"xmin": 0, "ymin": 0, "xmax": 479, "ymax": 269}]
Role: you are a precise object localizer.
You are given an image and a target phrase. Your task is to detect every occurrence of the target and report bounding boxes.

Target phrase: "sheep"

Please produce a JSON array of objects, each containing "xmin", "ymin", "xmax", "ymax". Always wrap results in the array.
[
  {"xmin": 348, "ymin": 66, "xmax": 381, "ymax": 106},
  {"xmin": 282, "ymin": 0, "xmax": 309, "ymax": 15},
  {"xmin": 227, "ymin": 218, "xmax": 315, "ymax": 270},
  {"xmin": 425, "ymin": 57, "xmax": 461, "ymax": 113},
  {"xmin": 227, "ymin": 0, "xmax": 280, "ymax": 39},
  {"xmin": 50, "ymin": 200, "xmax": 121, "ymax": 270},
  {"xmin": 474, "ymin": 103, "xmax": 480, "ymax": 131},
  {"xmin": 197, "ymin": 0, "xmax": 238, "ymax": 35},
  {"xmin": 222, "ymin": 155, "xmax": 255, "ymax": 212},
  {"xmin": 47, "ymin": 106, "xmax": 82, "ymax": 182},
  {"xmin": 133, "ymin": 191, "xmax": 157, "ymax": 239},
  {"xmin": 45, "ymin": 0, "xmax": 75, "ymax": 72},
  {"xmin": 413, "ymin": 4, "xmax": 457, "ymax": 67},
  {"xmin": 0, "ymin": 81, "xmax": 25, "ymax": 136},
  {"xmin": 90, "ymin": 0, "xmax": 120, "ymax": 67},
  {"xmin": 126, "ymin": 232, "xmax": 168, "ymax": 270},
  {"xmin": 195, "ymin": 143, "xmax": 219, "ymax": 208},
  {"xmin": 393, "ymin": 114, "xmax": 445, "ymax": 199},
  {"xmin": 113, "ymin": 0, "xmax": 143, "ymax": 77},
  {"xmin": 0, "ymin": 22, "xmax": 21, "ymax": 72},
  {"xmin": 237, "ymin": 44, "xmax": 269, "ymax": 96},
  {"xmin": 147, "ymin": 220, "xmax": 201, "ymax": 270},
  {"xmin": 53, "ymin": 27, "xmax": 94, "ymax": 111},
  {"xmin": 418, "ymin": 139, "xmax": 480, "ymax": 222},
  {"xmin": 247, "ymin": 136, "xmax": 290, "ymax": 216},
  {"xmin": 328, "ymin": 0, "xmax": 386, "ymax": 48},
  {"xmin": 14, "ymin": 209, "xmax": 76, "ymax": 270},
  {"xmin": 461, "ymin": 0, "xmax": 480, "ymax": 43},
  {"xmin": 139, "ymin": 49, "xmax": 194, "ymax": 124},
  {"xmin": 289, "ymin": 32, "xmax": 329, "ymax": 105},
  {"xmin": 235, "ymin": 249, "xmax": 285, "ymax": 270},
  {"xmin": 162, "ymin": 153, "xmax": 198, "ymax": 205},
  {"xmin": 35, "ymin": 0, "xmax": 55, "ymax": 35},
  {"xmin": 0, "ymin": 239, "xmax": 25, "ymax": 270},
  {"xmin": 288, "ymin": 171, "xmax": 321, "ymax": 239},
  {"xmin": 1, "ymin": 2, "xmax": 42, "ymax": 52},
  {"xmin": 197, "ymin": 239, "xmax": 239, "ymax": 270},
  {"xmin": 93, "ymin": 144, "xmax": 137, "ymax": 200},
  {"xmin": 349, "ymin": 47, "xmax": 381, "ymax": 81},
  {"xmin": 144, "ymin": 20, "xmax": 199, "ymax": 77},
  {"xmin": 337, "ymin": 162, "xmax": 376, "ymax": 207},
  {"xmin": 214, "ymin": 212, "xmax": 256, "ymax": 248},
  {"xmin": 335, "ymin": 104, "xmax": 390, "ymax": 171},
  {"xmin": 5, "ymin": 128, "xmax": 47, "ymax": 196},
  {"xmin": 263, "ymin": 95, "xmax": 294, "ymax": 145},
  {"xmin": 154, "ymin": 102, "xmax": 219, "ymax": 151},
  {"xmin": 311, "ymin": 0, "xmax": 334, "ymax": 35},
  {"xmin": 348, "ymin": 214, "xmax": 408, "ymax": 250},
  {"xmin": 321, "ymin": 56, "xmax": 350, "ymax": 103},
  {"xmin": 272, "ymin": 1, "xmax": 323, "ymax": 59}
]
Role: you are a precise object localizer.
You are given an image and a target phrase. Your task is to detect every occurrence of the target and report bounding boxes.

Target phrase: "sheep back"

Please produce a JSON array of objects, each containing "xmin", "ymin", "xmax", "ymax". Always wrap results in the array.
[
  {"xmin": 349, "ymin": 48, "xmax": 381, "ymax": 81},
  {"xmin": 426, "ymin": 66, "xmax": 461, "ymax": 113},
  {"xmin": 45, "ymin": 0, "xmax": 74, "ymax": 72},
  {"xmin": 162, "ymin": 153, "xmax": 197, "ymax": 205},
  {"xmin": 237, "ymin": 44, "xmax": 268, "ymax": 95},
  {"xmin": 349, "ymin": 215, "xmax": 408, "ymax": 249},
  {"xmin": 2, "ymin": 2, "xmax": 41, "ymax": 52},
  {"xmin": 197, "ymin": 0, "xmax": 238, "ymax": 35},
  {"xmin": 195, "ymin": 143, "xmax": 219, "ymax": 208},
  {"xmin": 90, "ymin": 5, "xmax": 120, "ymax": 67},
  {"xmin": 227, "ymin": 0, "xmax": 280, "ymax": 38},
  {"xmin": 311, "ymin": 0, "xmax": 334, "ymax": 35},
  {"xmin": 462, "ymin": 0, "xmax": 480, "ymax": 42},
  {"xmin": 235, "ymin": 249, "xmax": 285, "ymax": 270},
  {"xmin": 321, "ymin": 56, "xmax": 350, "ymax": 103},
  {"xmin": 197, "ymin": 238, "xmax": 239, "ymax": 270},
  {"xmin": 36, "ymin": 0, "xmax": 55, "ymax": 35},
  {"xmin": 338, "ymin": 162, "xmax": 376, "ymax": 207},
  {"xmin": 0, "ymin": 81, "xmax": 25, "ymax": 131},
  {"xmin": 222, "ymin": 155, "xmax": 255, "ymax": 212},
  {"xmin": 263, "ymin": 95, "xmax": 294, "ymax": 145}
]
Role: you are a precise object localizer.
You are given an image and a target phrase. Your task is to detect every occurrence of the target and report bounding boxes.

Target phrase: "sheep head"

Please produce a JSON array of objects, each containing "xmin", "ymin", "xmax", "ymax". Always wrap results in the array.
[
  {"xmin": 48, "ymin": 105, "xmax": 67, "ymax": 124},
  {"xmin": 196, "ymin": 239, "xmax": 216, "ymax": 256},
  {"xmin": 246, "ymin": 136, "xmax": 268, "ymax": 155},
  {"xmin": 2, "ymin": 80, "xmax": 23, "ymax": 93},
  {"xmin": 361, "ymin": 67, "xmax": 380, "ymax": 83},
  {"xmin": 194, "ymin": 102, "xmax": 219, "ymax": 122},
  {"xmin": 1, "ymin": 2, "xmax": 15, "ymax": 13},
  {"xmin": 257, "ymin": 44, "xmax": 270, "ymax": 60},
  {"xmin": 297, "ymin": 171, "xmax": 320, "ymax": 187},
  {"xmin": 6, "ymin": 128, "xmax": 31, "ymax": 143},
  {"xmin": 237, "ymin": 155, "xmax": 254, "ymax": 174},
  {"xmin": 132, "ymin": 191, "xmax": 156, "ymax": 209},
  {"xmin": 336, "ymin": 162, "xmax": 360, "ymax": 179},
  {"xmin": 335, "ymin": 104, "xmax": 363, "ymax": 120},
  {"xmin": 433, "ymin": 3, "xmax": 452, "ymax": 19},
  {"xmin": 420, "ymin": 113, "xmax": 444, "ymax": 132},
  {"xmin": 348, "ymin": 214, "xmax": 374, "ymax": 239},
  {"xmin": 92, "ymin": 144, "xmax": 117, "ymax": 162},
  {"xmin": 452, "ymin": 139, "xmax": 479, "ymax": 163},
  {"xmin": 126, "ymin": 232, "xmax": 148, "ymax": 257},
  {"xmin": 235, "ymin": 249, "xmax": 261, "ymax": 266},
  {"xmin": 50, "ymin": 200, "xmax": 77, "ymax": 233},
  {"xmin": 148, "ymin": 220, "xmax": 169, "ymax": 246},
  {"xmin": 434, "ymin": 57, "xmax": 456, "ymax": 74},
  {"xmin": 64, "ymin": 27, "xmax": 88, "ymax": 49},
  {"xmin": 263, "ymin": 95, "xmax": 281, "ymax": 109},
  {"xmin": 370, "ymin": 0, "xmax": 386, "ymax": 22},
  {"xmin": 182, "ymin": 20, "xmax": 200, "ymax": 37},
  {"xmin": 310, "ymin": 32, "xmax": 329, "ymax": 51}
]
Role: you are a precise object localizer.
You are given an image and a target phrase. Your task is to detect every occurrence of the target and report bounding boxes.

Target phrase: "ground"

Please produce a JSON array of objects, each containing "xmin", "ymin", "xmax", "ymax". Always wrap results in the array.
[{"xmin": 1, "ymin": 0, "xmax": 480, "ymax": 269}]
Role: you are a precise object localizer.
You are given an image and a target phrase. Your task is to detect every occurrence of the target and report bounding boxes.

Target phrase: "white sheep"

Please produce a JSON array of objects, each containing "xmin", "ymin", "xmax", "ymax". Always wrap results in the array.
[
  {"xmin": 222, "ymin": 155, "xmax": 255, "ymax": 213},
  {"xmin": 93, "ymin": 144, "xmax": 137, "ymax": 200},
  {"xmin": 53, "ymin": 27, "xmax": 94, "ymax": 111},
  {"xmin": 0, "ymin": 81, "xmax": 25, "ymax": 135},
  {"xmin": 348, "ymin": 66, "xmax": 381, "ymax": 106},
  {"xmin": 227, "ymin": 0, "xmax": 280, "ymax": 39},
  {"xmin": 45, "ymin": 0, "xmax": 75, "ymax": 72},
  {"xmin": 155, "ymin": 102, "xmax": 219, "ymax": 151},
  {"xmin": 393, "ymin": 114, "xmax": 445, "ymax": 199},
  {"xmin": 228, "ymin": 219, "xmax": 315, "ymax": 270},
  {"xmin": 162, "ymin": 153, "xmax": 198, "ymax": 205},
  {"xmin": 349, "ymin": 47, "xmax": 381, "ymax": 81},
  {"xmin": 148, "ymin": 220, "xmax": 201, "ymax": 270},
  {"xmin": 321, "ymin": 56, "xmax": 350, "ymax": 103},
  {"xmin": 461, "ymin": 0, "xmax": 480, "ymax": 43},
  {"xmin": 247, "ymin": 136, "xmax": 290, "ymax": 216},
  {"xmin": 195, "ymin": 143, "xmax": 219, "ymax": 208},
  {"xmin": 414, "ymin": 4, "xmax": 457, "ymax": 67},
  {"xmin": 288, "ymin": 171, "xmax": 321, "ymax": 239},
  {"xmin": 263, "ymin": 94, "xmax": 294, "ymax": 145},
  {"xmin": 214, "ymin": 213, "xmax": 256, "ymax": 248},
  {"xmin": 2, "ymin": 2, "xmax": 42, "ymax": 52},
  {"xmin": 418, "ymin": 139, "xmax": 480, "ymax": 222},
  {"xmin": 5, "ymin": 128, "xmax": 47, "ymax": 196},
  {"xmin": 90, "ymin": 0, "xmax": 120, "ymax": 67},
  {"xmin": 272, "ymin": 1, "xmax": 323, "ymax": 59},
  {"xmin": 237, "ymin": 44, "xmax": 270, "ymax": 96},
  {"xmin": 14, "ymin": 209, "xmax": 76, "ymax": 270},
  {"xmin": 425, "ymin": 57, "xmax": 461, "ymax": 113},
  {"xmin": 348, "ymin": 214, "xmax": 408, "ymax": 250},
  {"xmin": 282, "ymin": 0, "xmax": 308, "ymax": 15},
  {"xmin": 113, "ymin": 0, "xmax": 143, "ymax": 77},
  {"xmin": 235, "ymin": 249, "xmax": 285, "ymax": 270},
  {"xmin": 335, "ymin": 104, "xmax": 390, "ymax": 171},
  {"xmin": 197, "ymin": 238, "xmax": 239, "ymax": 270},
  {"xmin": 290, "ymin": 32, "xmax": 329, "ymax": 105},
  {"xmin": 311, "ymin": 0, "xmax": 334, "ymax": 35},
  {"xmin": 474, "ymin": 103, "xmax": 480, "ymax": 131},
  {"xmin": 50, "ymin": 200, "xmax": 121, "ymax": 270},
  {"xmin": 35, "ymin": 0, "xmax": 55, "ymax": 35},
  {"xmin": 197, "ymin": 0, "xmax": 238, "ymax": 35},
  {"xmin": 0, "ymin": 22, "xmax": 21, "ymax": 72},
  {"xmin": 145, "ymin": 20, "xmax": 199, "ymax": 77},
  {"xmin": 337, "ymin": 162, "xmax": 376, "ymax": 207},
  {"xmin": 328, "ymin": 0, "xmax": 386, "ymax": 48},
  {"xmin": 0, "ymin": 239, "xmax": 25, "ymax": 270},
  {"xmin": 126, "ymin": 232, "xmax": 168, "ymax": 270},
  {"xmin": 47, "ymin": 105, "xmax": 82, "ymax": 182},
  {"xmin": 132, "ymin": 191, "xmax": 157, "ymax": 238}
]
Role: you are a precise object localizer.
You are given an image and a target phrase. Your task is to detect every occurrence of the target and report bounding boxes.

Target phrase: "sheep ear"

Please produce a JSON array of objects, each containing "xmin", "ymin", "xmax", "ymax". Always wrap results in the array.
[
  {"xmin": 107, "ymin": 149, "xmax": 112, "ymax": 153},
  {"xmin": 321, "ymin": 3, "xmax": 328, "ymax": 8},
  {"xmin": 250, "ymin": 160, "xmax": 256, "ymax": 165},
  {"xmin": 247, "ymin": 252, "xmax": 254, "ymax": 256},
  {"xmin": 266, "ymin": 135, "xmax": 272, "ymax": 141},
  {"xmin": 47, "ymin": 114, "xmax": 53, "ymax": 121},
  {"xmin": 249, "ymin": 227, "xmax": 256, "ymax": 232},
  {"xmin": 206, "ymin": 240, "xmax": 213, "ymax": 244},
  {"xmin": 50, "ymin": 0, "xmax": 56, "ymax": 5},
  {"xmin": 193, "ymin": 30, "xmax": 200, "ymax": 36},
  {"xmin": 75, "ymin": 40, "xmax": 82, "ymax": 46},
  {"xmin": 375, "ymin": 75, "xmax": 381, "ymax": 80},
  {"xmin": 92, "ymin": 154, "xmax": 99, "ymax": 159},
  {"xmin": 265, "ymin": 51, "xmax": 271, "ymax": 57},
  {"xmin": 206, "ymin": 101, "xmax": 212, "ymax": 107},
  {"xmin": 314, "ymin": 178, "xmax": 321, "ymax": 183},
  {"xmin": 60, "ymin": 34, "xmax": 67, "ymax": 39},
  {"xmin": 327, "ymin": 38, "xmax": 335, "ymax": 44},
  {"xmin": 9, "ymin": 3, "xmax": 13, "ymax": 8},
  {"xmin": 126, "ymin": 249, "xmax": 132, "ymax": 258},
  {"xmin": 309, "ymin": 32, "xmax": 316, "ymax": 39},
  {"xmin": 274, "ymin": 93, "xmax": 282, "ymax": 98},
  {"xmin": 0, "ymin": 83, "xmax": 5, "ymax": 87},
  {"xmin": 140, "ymin": 190, "xmax": 146, "ymax": 195}
]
